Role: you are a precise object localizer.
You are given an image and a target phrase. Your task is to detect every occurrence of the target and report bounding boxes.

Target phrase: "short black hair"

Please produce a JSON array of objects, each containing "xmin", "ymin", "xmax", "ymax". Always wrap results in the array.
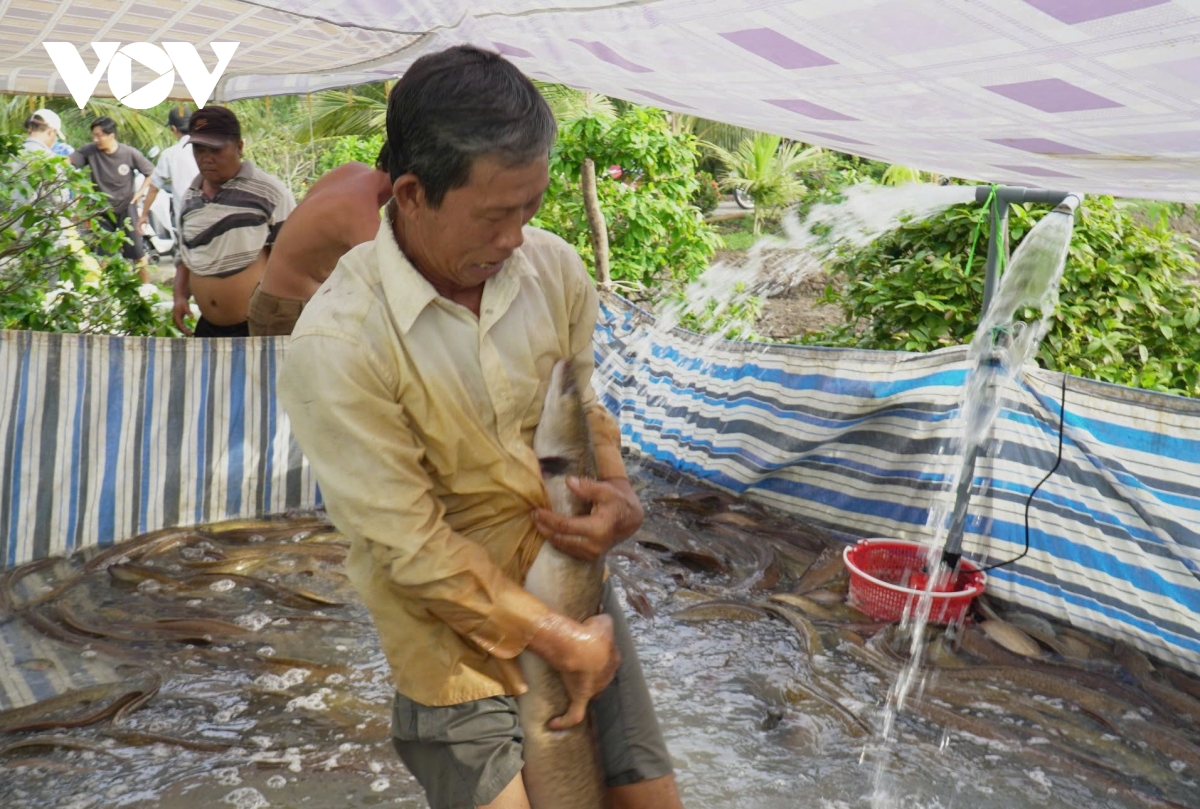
[
  {"xmin": 385, "ymin": 45, "xmax": 556, "ymax": 206},
  {"xmin": 375, "ymin": 139, "xmax": 390, "ymax": 172},
  {"xmin": 90, "ymin": 116, "xmax": 117, "ymax": 135}
]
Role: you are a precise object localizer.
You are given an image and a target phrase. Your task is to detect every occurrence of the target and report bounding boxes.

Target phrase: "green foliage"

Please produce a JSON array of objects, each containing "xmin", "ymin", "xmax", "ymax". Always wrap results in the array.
[
  {"xmin": 0, "ymin": 134, "xmax": 177, "ymax": 336},
  {"xmin": 880, "ymin": 164, "xmax": 924, "ymax": 186},
  {"xmin": 805, "ymin": 196, "xmax": 1200, "ymax": 397},
  {"xmin": 296, "ymin": 84, "xmax": 388, "ymax": 142},
  {"xmin": 532, "ymin": 107, "xmax": 720, "ymax": 293},
  {"xmin": 691, "ymin": 171, "xmax": 721, "ymax": 214},
  {"xmin": 705, "ymin": 134, "xmax": 821, "ymax": 234},
  {"xmin": 675, "ymin": 282, "xmax": 764, "ymax": 341},
  {"xmin": 229, "ymin": 96, "xmax": 321, "ymax": 198},
  {"xmin": 534, "ymin": 82, "xmax": 616, "ymax": 123},
  {"xmin": 314, "ymin": 134, "xmax": 385, "ymax": 179}
]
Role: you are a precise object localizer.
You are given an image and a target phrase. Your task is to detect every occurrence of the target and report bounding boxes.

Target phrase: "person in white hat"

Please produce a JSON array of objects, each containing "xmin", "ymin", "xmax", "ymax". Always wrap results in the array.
[{"xmin": 31, "ymin": 108, "xmax": 73, "ymax": 158}]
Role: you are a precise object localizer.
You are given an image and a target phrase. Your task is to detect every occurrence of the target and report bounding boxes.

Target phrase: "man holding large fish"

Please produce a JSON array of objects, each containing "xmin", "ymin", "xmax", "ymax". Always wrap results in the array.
[{"xmin": 278, "ymin": 45, "xmax": 684, "ymax": 809}]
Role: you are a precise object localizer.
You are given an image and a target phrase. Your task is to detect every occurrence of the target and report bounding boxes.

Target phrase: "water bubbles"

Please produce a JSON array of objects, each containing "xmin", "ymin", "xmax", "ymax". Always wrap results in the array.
[
  {"xmin": 215, "ymin": 767, "xmax": 242, "ymax": 786},
  {"xmin": 136, "ymin": 579, "xmax": 162, "ymax": 593},
  {"xmin": 1024, "ymin": 768, "xmax": 1054, "ymax": 789},
  {"xmin": 370, "ymin": 778, "xmax": 390, "ymax": 792},
  {"xmin": 250, "ymin": 735, "xmax": 274, "ymax": 749},
  {"xmin": 222, "ymin": 787, "xmax": 269, "ymax": 809},
  {"xmin": 253, "ymin": 668, "xmax": 309, "ymax": 691},
  {"xmin": 285, "ymin": 687, "xmax": 333, "ymax": 713},
  {"xmin": 210, "ymin": 578, "xmax": 237, "ymax": 593},
  {"xmin": 235, "ymin": 611, "xmax": 273, "ymax": 631},
  {"xmin": 215, "ymin": 703, "xmax": 247, "ymax": 723},
  {"xmin": 368, "ymin": 761, "xmax": 384, "ymax": 774},
  {"xmin": 1170, "ymin": 760, "xmax": 1187, "ymax": 773},
  {"xmin": 266, "ymin": 775, "xmax": 288, "ymax": 789}
]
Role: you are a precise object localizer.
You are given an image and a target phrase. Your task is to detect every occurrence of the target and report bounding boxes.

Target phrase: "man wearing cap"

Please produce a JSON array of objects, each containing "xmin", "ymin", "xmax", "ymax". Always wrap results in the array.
[
  {"xmin": 22, "ymin": 112, "xmax": 57, "ymax": 156},
  {"xmin": 173, "ymin": 105, "xmax": 296, "ymax": 338},
  {"xmin": 137, "ymin": 107, "xmax": 197, "ymax": 237},
  {"xmin": 32, "ymin": 108, "xmax": 75, "ymax": 159},
  {"xmin": 69, "ymin": 116, "xmax": 156, "ymax": 282}
]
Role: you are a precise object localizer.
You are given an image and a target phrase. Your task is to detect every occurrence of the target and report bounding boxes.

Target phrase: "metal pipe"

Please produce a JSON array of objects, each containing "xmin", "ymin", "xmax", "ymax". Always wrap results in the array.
[
  {"xmin": 973, "ymin": 186, "xmax": 1073, "ymax": 207},
  {"xmin": 974, "ymin": 186, "xmax": 1074, "ymax": 314}
]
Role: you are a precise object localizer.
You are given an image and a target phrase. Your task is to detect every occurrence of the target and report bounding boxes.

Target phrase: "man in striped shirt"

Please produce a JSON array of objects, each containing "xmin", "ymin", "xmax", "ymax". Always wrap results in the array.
[{"xmin": 172, "ymin": 106, "xmax": 296, "ymax": 337}]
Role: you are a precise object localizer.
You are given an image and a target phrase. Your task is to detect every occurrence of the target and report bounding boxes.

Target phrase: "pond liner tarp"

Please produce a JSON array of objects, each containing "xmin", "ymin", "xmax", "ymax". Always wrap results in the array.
[
  {"xmin": 592, "ymin": 296, "xmax": 1200, "ymax": 675},
  {"xmin": 1, "ymin": 303, "xmax": 1199, "ymax": 675}
]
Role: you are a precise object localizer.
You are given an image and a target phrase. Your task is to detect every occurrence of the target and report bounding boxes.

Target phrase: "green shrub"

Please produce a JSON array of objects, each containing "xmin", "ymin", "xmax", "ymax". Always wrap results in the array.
[
  {"xmin": 532, "ymin": 108, "xmax": 721, "ymax": 293},
  {"xmin": 314, "ymin": 134, "xmax": 385, "ymax": 180},
  {"xmin": 0, "ymin": 134, "xmax": 177, "ymax": 336},
  {"xmin": 804, "ymin": 195, "xmax": 1200, "ymax": 397},
  {"xmin": 691, "ymin": 171, "xmax": 721, "ymax": 214}
]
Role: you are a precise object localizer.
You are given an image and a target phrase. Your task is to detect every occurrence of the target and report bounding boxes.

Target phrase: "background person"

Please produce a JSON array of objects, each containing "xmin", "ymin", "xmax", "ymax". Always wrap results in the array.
[
  {"xmin": 137, "ymin": 106, "xmax": 197, "ymax": 237},
  {"xmin": 21, "ymin": 112, "xmax": 56, "ymax": 156},
  {"xmin": 30, "ymin": 107, "xmax": 73, "ymax": 158},
  {"xmin": 173, "ymin": 105, "xmax": 295, "ymax": 338},
  {"xmin": 248, "ymin": 149, "xmax": 392, "ymax": 336},
  {"xmin": 278, "ymin": 45, "xmax": 683, "ymax": 809},
  {"xmin": 68, "ymin": 116, "xmax": 155, "ymax": 282}
]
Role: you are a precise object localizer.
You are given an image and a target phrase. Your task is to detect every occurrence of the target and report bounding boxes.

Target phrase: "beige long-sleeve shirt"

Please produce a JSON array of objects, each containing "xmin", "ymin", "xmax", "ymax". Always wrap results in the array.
[{"xmin": 277, "ymin": 209, "xmax": 625, "ymax": 706}]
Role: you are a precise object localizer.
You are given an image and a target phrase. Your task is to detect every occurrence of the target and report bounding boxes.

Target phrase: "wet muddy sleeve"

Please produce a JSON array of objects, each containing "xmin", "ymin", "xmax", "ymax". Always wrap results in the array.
[{"xmin": 279, "ymin": 333, "xmax": 551, "ymax": 659}]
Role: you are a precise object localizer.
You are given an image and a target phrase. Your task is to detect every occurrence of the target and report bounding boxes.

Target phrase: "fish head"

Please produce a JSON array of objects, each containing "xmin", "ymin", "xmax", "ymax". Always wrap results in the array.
[{"xmin": 533, "ymin": 359, "xmax": 594, "ymax": 478}]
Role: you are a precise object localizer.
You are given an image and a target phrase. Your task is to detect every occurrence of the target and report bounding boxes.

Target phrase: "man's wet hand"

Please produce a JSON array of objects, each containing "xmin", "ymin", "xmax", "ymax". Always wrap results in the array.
[
  {"xmin": 531, "ymin": 477, "xmax": 643, "ymax": 562},
  {"xmin": 527, "ymin": 612, "xmax": 620, "ymax": 730}
]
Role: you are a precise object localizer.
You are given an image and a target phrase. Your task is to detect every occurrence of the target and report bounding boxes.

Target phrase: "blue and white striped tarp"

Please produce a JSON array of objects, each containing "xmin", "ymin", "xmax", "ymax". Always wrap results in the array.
[
  {"xmin": 3, "ymin": 299, "xmax": 1199, "ymax": 675},
  {"xmin": 593, "ymin": 296, "xmax": 1200, "ymax": 675},
  {"xmin": 0, "ymin": 330, "xmax": 320, "ymax": 568}
]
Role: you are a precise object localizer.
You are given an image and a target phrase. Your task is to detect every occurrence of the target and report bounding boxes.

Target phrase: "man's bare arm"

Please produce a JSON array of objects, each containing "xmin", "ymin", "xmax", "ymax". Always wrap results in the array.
[{"xmin": 172, "ymin": 262, "xmax": 193, "ymax": 336}]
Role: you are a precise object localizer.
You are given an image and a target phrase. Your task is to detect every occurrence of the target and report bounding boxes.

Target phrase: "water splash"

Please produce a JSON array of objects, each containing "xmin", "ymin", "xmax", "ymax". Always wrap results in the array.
[
  {"xmin": 600, "ymin": 182, "xmax": 977, "ymax": 386},
  {"xmin": 866, "ymin": 197, "xmax": 1080, "ymax": 808}
]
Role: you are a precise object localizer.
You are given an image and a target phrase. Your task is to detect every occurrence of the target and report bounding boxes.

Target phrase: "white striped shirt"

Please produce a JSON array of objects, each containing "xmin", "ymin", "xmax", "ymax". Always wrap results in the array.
[{"xmin": 179, "ymin": 160, "xmax": 295, "ymax": 278}]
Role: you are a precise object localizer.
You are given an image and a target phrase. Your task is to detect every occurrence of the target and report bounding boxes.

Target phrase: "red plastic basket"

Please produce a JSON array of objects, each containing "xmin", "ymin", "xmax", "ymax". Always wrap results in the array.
[{"xmin": 842, "ymin": 539, "xmax": 986, "ymax": 624}]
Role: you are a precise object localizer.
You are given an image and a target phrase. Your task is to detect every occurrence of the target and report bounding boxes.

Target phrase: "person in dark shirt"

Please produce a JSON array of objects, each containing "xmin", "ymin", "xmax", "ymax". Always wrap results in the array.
[{"xmin": 69, "ymin": 116, "xmax": 156, "ymax": 282}]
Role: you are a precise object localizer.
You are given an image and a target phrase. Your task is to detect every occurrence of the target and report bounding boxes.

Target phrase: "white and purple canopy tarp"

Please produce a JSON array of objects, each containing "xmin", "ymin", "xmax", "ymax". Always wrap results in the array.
[{"xmin": 2, "ymin": 0, "xmax": 1199, "ymax": 201}]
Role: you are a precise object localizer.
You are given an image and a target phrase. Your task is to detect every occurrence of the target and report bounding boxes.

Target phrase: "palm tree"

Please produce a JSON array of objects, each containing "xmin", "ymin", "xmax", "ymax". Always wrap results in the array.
[
  {"xmin": 533, "ymin": 82, "xmax": 616, "ymax": 123},
  {"xmin": 290, "ymin": 83, "xmax": 389, "ymax": 141},
  {"xmin": 881, "ymin": 164, "xmax": 924, "ymax": 185},
  {"xmin": 705, "ymin": 133, "xmax": 822, "ymax": 234}
]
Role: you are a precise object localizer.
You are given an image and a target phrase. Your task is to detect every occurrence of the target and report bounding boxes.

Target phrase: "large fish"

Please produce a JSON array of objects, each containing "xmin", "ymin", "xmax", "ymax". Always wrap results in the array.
[{"xmin": 518, "ymin": 358, "xmax": 608, "ymax": 809}]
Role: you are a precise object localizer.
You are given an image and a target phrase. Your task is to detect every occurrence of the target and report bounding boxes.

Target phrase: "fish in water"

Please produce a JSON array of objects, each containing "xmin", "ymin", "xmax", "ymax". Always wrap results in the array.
[{"xmin": 517, "ymin": 358, "xmax": 607, "ymax": 809}]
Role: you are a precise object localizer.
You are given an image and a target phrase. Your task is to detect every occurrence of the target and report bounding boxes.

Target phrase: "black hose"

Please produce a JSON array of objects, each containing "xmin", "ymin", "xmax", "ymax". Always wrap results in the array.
[{"xmin": 979, "ymin": 372, "xmax": 1068, "ymax": 574}]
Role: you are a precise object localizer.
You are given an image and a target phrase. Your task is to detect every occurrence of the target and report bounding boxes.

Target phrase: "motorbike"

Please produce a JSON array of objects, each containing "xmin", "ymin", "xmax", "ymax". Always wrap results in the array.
[{"xmin": 134, "ymin": 154, "xmax": 178, "ymax": 264}]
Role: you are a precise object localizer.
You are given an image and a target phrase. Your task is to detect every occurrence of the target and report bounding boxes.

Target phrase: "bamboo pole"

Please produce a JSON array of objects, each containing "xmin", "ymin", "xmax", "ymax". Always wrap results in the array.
[{"xmin": 581, "ymin": 158, "xmax": 610, "ymax": 290}]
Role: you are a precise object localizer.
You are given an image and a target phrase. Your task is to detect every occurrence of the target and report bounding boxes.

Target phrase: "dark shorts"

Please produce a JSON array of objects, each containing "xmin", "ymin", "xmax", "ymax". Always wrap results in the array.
[
  {"xmin": 95, "ymin": 205, "xmax": 145, "ymax": 261},
  {"xmin": 194, "ymin": 317, "xmax": 249, "ymax": 338},
  {"xmin": 247, "ymin": 284, "xmax": 305, "ymax": 336},
  {"xmin": 391, "ymin": 580, "xmax": 673, "ymax": 809}
]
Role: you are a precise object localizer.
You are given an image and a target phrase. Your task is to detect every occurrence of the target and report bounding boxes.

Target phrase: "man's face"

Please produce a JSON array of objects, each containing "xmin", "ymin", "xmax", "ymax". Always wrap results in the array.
[
  {"xmin": 90, "ymin": 127, "xmax": 116, "ymax": 151},
  {"xmin": 192, "ymin": 140, "xmax": 244, "ymax": 185},
  {"xmin": 400, "ymin": 154, "xmax": 549, "ymax": 293}
]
